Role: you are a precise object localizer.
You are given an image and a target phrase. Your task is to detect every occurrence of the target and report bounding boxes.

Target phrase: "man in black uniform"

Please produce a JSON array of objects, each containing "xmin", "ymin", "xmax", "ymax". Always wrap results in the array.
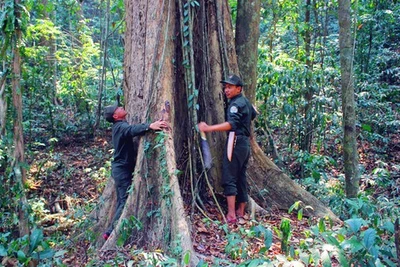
[
  {"xmin": 102, "ymin": 104, "xmax": 168, "ymax": 240},
  {"xmin": 198, "ymin": 74, "xmax": 257, "ymax": 223}
]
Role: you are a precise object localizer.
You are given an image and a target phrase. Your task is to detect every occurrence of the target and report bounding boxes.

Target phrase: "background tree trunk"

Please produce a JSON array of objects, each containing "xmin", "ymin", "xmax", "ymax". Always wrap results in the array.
[
  {"xmin": 93, "ymin": 0, "xmax": 110, "ymax": 131},
  {"xmin": 0, "ymin": 64, "xmax": 6, "ymax": 136},
  {"xmin": 11, "ymin": 0, "xmax": 30, "ymax": 239},
  {"xmin": 338, "ymin": 0, "xmax": 359, "ymax": 198},
  {"xmin": 301, "ymin": 0, "xmax": 313, "ymax": 154},
  {"xmin": 93, "ymin": 0, "xmax": 338, "ymax": 264},
  {"xmin": 235, "ymin": 0, "xmax": 261, "ymax": 103}
]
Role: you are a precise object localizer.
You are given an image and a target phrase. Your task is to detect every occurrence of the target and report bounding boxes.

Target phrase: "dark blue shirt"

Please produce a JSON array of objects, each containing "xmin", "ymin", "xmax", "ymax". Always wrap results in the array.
[{"xmin": 111, "ymin": 121, "xmax": 150, "ymax": 176}]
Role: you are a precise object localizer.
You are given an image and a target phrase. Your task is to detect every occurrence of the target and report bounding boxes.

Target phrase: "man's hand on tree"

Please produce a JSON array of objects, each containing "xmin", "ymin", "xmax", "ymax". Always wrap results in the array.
[{"xmin": 149, "ymin": 120, "xmax": 168, "ymax": 131}]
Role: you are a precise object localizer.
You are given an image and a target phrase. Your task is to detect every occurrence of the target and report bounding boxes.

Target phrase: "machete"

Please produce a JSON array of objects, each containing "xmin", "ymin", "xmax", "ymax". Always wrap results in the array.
[{"xmin": 200, "ymin": 131, "xmax": 212, "ymax": 169}]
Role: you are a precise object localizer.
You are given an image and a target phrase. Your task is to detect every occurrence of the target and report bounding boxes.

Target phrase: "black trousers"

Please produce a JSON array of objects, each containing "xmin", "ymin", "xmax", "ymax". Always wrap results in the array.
[
  {"xmin": 222, "ymin": 135, "xmax": 250, "ymax": 203},
  {"xmin": 106, "ymin": 172, "xmax": 132, "ymax": 234}
]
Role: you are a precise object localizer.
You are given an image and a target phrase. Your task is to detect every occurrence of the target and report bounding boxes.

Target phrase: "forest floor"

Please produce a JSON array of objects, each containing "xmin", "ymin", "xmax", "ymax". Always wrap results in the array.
[{"xmin": 25, "ymin": 129, "xmax": 400, "ymax": 266}]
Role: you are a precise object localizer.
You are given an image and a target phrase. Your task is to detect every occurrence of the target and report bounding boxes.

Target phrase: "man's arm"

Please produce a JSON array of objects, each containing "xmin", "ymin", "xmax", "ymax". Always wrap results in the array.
[
  {"xmin": 122, "ymin": 120, "xmax": 168, "ymax": 138},
  {"xmin": 198, "ymin": 121, "xmax": 232, "ymax": 133}
]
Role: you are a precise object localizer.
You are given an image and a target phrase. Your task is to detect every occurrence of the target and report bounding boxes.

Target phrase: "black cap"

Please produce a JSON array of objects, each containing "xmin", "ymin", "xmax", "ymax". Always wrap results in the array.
[
  {"xmin": 220, "ymin": 74, "xmax": 243, "ymax": 87},
  {"xmin": 103, "ymin": 104, "xmax": 118, "ymax": 122}
]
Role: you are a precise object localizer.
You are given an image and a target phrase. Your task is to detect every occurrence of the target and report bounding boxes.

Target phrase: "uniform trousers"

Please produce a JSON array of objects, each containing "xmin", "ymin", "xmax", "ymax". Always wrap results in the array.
[
  {"xmin": 106, "ymin": 171, "xmax": 132, "ymax": 235},
  {"xmin": 222, "ymin": 135, "xmax": 250, "ymax": 203}
]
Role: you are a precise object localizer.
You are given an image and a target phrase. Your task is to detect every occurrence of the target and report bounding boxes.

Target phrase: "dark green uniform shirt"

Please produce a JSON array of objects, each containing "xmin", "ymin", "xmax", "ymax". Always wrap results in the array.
[
  {"xmin": 222, "ymin": 93, "xmax": 257, "ymax": 200},
  {"xmin": 111, "ymin": 121, "xmax": 150, "ymax": 177},
  {"xmin": 226, "ymin": 93, "xmax": 256, "ymax": 136}
]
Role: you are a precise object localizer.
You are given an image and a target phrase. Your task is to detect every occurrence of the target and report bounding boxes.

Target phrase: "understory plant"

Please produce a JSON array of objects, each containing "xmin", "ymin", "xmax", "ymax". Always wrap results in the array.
[{"xmin": 0, "ymin": 228, "xmax": 67, "ymax": 266}]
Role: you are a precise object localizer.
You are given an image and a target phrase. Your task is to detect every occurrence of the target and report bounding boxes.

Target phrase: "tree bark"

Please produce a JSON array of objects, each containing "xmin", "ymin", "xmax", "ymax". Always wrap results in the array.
[
  {"xmin": 235, "ymin": 0, "xmax": 260, "ymax": 103},
  {"xmin": 0, "ymin": 65, "xmax": 6, "ymax": 137},
  {"xmin": 93, "ymin": 0, "xmax": 110, "ymax": 131},
  {"xmin": 99, "ymin": 0, "xmax": 199, "ymax": 265},
  {"xmin": 12, "ymin": 0, "xmax": 30, "ymax": 240},
  {"xmin": 41, "ymin": 0, "xmax": 57, "ymax": 137},
  {"xmin": 395, "ymin": 218, "xmax": 400, "ymax": 266},
  {"xmin": 92, "ymin": 0, "xmax": 338, "ymax": 265},
  {"xmin": 338, "ymin": 0, "xmax": 359, "ymax": 198},
  {"xmin": 302, "ymin": 0, "xmax": 314, "ymax": 154},
  {"xmin": 0, "ymin": 0, "xmax": 6, "ymax": 135}
]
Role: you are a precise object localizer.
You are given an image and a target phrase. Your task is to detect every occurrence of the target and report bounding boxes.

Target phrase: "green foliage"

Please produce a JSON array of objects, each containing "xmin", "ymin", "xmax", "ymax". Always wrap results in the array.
[
  {"xmin": 257, "ymin": 207, "xmax": 397, "ymax": 266},
  {"xmin": 182, "ymin": 250, "xmax": 191, "ymax": 266},
  {"xmin": 252, "ymin": 224, "xmax": 273, "ymax": 253},
  {"xmin": 117, "ymin": 215, "xmax": 143, "ymax": 246},
  {"xmin": 225, "ymin": 232, "xmax": 248, "ymax": 260},
  {"xmin": 0, "ymin": 0, "xmax": 30, "ymax": 54},
  {"xmin": 277, "ymin": 218, "xmax": 292, "ymax": 255},
  {"xmin": 0, "ymin": 0, "xmax": 399, "ymax": 265},
  {"xmin": 317, "ymin": 217, "xmax": 396, "ymax": 266},
  {"xmin": 0, "ymin": 138, "xmax": 32, "ymax": 235},
  {"xmin": 222, "ymin": 224, "xmax": 274, "ymax": 264},
  {"xmin": 192, "ymin": 198, "xmax": 396, "ymax": 266},
  {"xmin": 135, "ymin": 251, "xmax": 178, "ymax": 267},
  {"xmin": 288, "ymin": 201, "xmax": 313, "ymax": 221},
  {"xmin": 357, "ymin": 81, "xmax": 399, "ymax": 146},
  {"xmin": 293, "ymin": 150, "xmax": 336, "ymax": 182},
  {"xmin": 256, "ymin": 0, "xmax": 344, "ymax": 154},
  {"xmin": 256, "ymin": 0, "xmax": 399, "ymax": 173},
  {"xmin": 256, "ymin": 50, "xmax": 341, "ymax": 153},
  {"xmin": 0, "ymin": 228, "xmax": 67, "ymax": 266},
  {"xmin": 1, "ymin": 0, "xmax": 125, "ymax": 144},
  {"xmin": 228, "ymin": 0, "xmax": 237, "ymax": 25}
]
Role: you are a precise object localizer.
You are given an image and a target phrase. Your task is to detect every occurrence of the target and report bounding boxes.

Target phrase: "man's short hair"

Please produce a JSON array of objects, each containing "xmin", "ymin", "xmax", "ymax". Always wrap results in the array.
[{"xmin": 104, "ymin": 104, "xmax": 118, "ymax": 122}]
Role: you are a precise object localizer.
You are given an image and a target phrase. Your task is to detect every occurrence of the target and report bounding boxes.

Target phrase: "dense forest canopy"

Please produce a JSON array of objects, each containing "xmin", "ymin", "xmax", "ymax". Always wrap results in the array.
[{"xmin": 0, "ymin": 0, "xmax": 399, "ymax": 266}]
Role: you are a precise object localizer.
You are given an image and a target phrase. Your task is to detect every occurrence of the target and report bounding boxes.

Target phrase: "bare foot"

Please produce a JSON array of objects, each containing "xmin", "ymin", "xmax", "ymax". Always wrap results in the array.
[
  {"xmin": 226, "ymin": 212, "xmax": 237, "ymax": 224},
  {"xmin": 226, "ymin": 216, "xmax": 237, "ymax": 224},
  {"xmin": 236, "ymin": 210, "xmax": 244, "ymax": 218}
]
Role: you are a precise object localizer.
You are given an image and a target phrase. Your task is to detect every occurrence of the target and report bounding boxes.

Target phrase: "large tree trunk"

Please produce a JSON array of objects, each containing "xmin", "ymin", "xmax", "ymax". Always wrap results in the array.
[
  {"xmin": 98, "ymin": 1, "xmax": 199, "ymax": 265},
  {"xmin": 338, "ymin": 0, "xmax": 359, "ymax": 198},
  {"xmin": 93, "ymin": 0, "xmax": 338, "ymax": 264}
]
